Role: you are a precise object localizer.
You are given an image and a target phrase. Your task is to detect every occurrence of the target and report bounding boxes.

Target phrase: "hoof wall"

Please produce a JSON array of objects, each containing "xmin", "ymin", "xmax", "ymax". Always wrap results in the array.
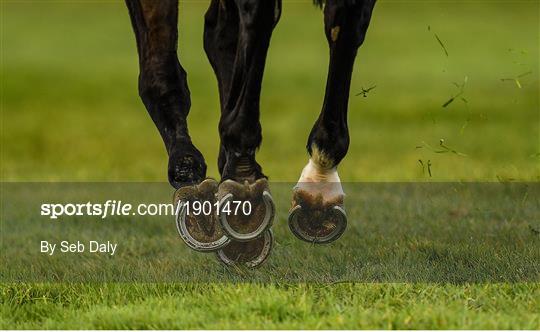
[
  {"xmin": 217, "ymin": 179, "xmax": 275, "ymax": 242},
  {"xmin": 216, "ymin": 229, "xmax": 274, "ymax": 268},
  {"xmin": 174, "ymin": 179, "xmax": 230, "ymax": 252}
]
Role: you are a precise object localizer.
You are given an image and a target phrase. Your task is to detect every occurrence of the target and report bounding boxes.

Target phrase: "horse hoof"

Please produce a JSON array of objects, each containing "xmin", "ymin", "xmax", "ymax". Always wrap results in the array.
[
  {"xmin": 288, "ymin": 188, "xmax": 347, "ymax": 244},
  {"xmin": 216, "ymin": 229, "xmax": 274, "ymax": 268},
  {"xmin": 174, "ymin": 179, "xmax": 230, "ymax": 252},
  {"xmin": 217, "ymin": 179, "xmax": 275, "ymax": 242}
]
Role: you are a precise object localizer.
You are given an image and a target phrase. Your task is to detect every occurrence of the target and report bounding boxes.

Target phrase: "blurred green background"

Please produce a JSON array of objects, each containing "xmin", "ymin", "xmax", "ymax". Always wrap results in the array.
[{"xmin": 2, "ymin": 0, "xmax": 539, "ymax": 182}]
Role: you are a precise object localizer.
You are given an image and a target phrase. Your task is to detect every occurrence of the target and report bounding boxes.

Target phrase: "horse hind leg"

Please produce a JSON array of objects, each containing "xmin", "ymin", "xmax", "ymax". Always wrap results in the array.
[
  {"xmin": 126, "ymin": 0, "xmax": 230, "ymax": 252},
  {"xmin": 204, "ymin": 0, "xmax": 281, "ymax": 267},
  {"xmin": 125, "ymin": 0, "xmax": 207, "ymax": 189}
]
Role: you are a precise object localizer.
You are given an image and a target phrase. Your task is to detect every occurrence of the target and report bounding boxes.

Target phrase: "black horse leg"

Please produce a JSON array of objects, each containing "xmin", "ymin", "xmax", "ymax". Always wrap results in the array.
[
  {"xmin": 204, "ymin": 0, "xmax": 281, "ymax": 259},
  {"xmin": 125, "ymin": 0, "xmax": 206, "ymax": 189},
  {"xmin": 203, "ymin": 0, "xmax": 239, "ymax": 176},
  {"xmin": 213, "ymin": 0, "xmax": 281, "ymax": 183}
]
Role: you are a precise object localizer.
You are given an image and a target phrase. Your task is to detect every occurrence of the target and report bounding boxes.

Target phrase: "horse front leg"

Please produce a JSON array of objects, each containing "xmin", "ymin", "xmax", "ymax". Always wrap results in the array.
[{"xmin": 289, "ymin": 0, "xmax": 376, "ymax": 244}]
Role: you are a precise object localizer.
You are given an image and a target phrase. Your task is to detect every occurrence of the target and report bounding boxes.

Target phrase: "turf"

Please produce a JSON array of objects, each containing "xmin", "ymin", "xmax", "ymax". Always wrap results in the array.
[
  {"xmin": 2, "ymin": 283, "xmax": 539, "ymax": 329},
  {"xmin": 1, "ymin": 0, "xmax": 539, "ymax": 329},
  {"xmin": 2, "ymin": 183, "xmax": 539, "ymax": 284}
]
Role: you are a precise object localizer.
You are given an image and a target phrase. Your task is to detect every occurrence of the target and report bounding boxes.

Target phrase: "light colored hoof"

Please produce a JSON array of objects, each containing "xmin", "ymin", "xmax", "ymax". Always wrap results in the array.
[
  {"xmin": 217, "ymin": 179, "xmax": 275, "ymax": 242},
  {"xmin": 174, "ymin": 179, "xmax": 230, "ymax": 252},
  {"xmin": 216, "ymin": 229, "xmax": 274, "ymax": 268},
  {"xmin": 288, "ymin": 189, "xmax": 347, "ymax": 244}
]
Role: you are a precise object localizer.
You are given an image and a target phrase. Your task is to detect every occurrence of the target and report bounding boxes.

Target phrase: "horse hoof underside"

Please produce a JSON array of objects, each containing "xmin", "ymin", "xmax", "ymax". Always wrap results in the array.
[
  {"xmin": 216, "ymin": 229, "xmax": 274, "ymax": 268},
  {"xmin": 217, "ymin": 178, "xmax": 275, "ymax": 242},
  {"xmin": 288, "ymin": 187, "xmax": 347, "ymax": 244},
  {"xmin": 174, "ymin": 178, "xmax": 230, "ymax": 252}
]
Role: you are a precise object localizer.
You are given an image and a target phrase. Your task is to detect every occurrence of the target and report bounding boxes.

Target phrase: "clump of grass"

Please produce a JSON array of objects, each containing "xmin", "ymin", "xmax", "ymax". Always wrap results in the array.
[
  {"xmin": 442, "ymin": 76, "xmax": 468, "ymax": 108},
  {"xmin": 418, "ymin": 159, "xmax": 433, "ymax": 177},
  {"xmin": 355, "ymin": 85, "xmax": 377, "ymax": 98},
  {"xmin": 417, "ymin": 139, "xmax": 467, "ymax": 157},
  {"xmin": 438, "ymin": 76, "xmax": 472, "ymax": 133},
  {"xmin": 501, "ymin": 71, "xmax": 532, "ymax": 89},
  {"xmin": 428, "ymin": 25, "xmax": 449, "ymax": 57},
  {"xmin": 496, "ymin": 175, "xmax": 516, "ymax": 182}
]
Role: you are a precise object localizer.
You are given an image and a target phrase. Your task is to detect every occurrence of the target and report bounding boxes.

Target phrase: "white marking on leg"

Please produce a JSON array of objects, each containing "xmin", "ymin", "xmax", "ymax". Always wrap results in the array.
[
  {"xmin": 295, "ymin": 146, "xmax": 344, "ymax": 201},
  {"xmin": 298, "ymin": 159, "xmax": 341, "ymax": 183}
]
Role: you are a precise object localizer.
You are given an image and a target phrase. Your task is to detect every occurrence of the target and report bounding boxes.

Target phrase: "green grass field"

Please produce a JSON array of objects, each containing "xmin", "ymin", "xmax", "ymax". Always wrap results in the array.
[{"xmin": 1, "ymin": 0, "xmax": 539, "ymax": 329}]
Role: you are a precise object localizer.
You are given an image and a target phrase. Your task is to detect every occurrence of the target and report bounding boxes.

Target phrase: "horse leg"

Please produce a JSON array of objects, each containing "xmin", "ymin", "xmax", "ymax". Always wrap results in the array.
[
  {"xmin": 125, "ymin": 0, "xmax": 206, "ymax": 189},
  {"xmin": 204, "ymin": 0, "xmax": 281, "ymax": 266},
  {"xmin": 215, "ymin": 0, "xmax": 281, "ymax": 183},
  {"xmin": 289, "ymin": 0, "xmax": 376, "ymax": 244},
  {"xmin": 203, "ymin": 0, "xmax": 239, "ymax": 176},
  {"xmin": 126, "ymin": 0, "xmax": 229, "ymax": 252}
]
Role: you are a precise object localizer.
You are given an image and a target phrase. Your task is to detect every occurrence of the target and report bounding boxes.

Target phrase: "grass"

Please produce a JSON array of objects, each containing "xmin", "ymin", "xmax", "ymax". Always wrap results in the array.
[
  {"xmin": 2, "ymin": 283, "xmax": 539, "ymax": 329},
  {"xmin": 1, "ymin": 0, "xmax": 539, "ymax": 329},
  {"xmin": 2, "ymin": 183, "xmax": 539, "ymax": 283}
]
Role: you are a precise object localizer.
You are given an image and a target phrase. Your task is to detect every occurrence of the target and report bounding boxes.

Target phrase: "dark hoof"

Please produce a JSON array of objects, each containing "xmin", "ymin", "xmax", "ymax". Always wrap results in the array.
[
  {"xmin": 217, "ymin": 179, "xmax": 275, "ymax": 242},
  {"xmin": 168, "ymin": 145, "xmax": 207, "ymax": 189},
  {"xmin": 216, "ymin": 229, "xmax": 274, "ymax": 268},
  {"xmin": 288, "ymin": 188, "xmax": 347, "ymax": 244},
  {"xmin": 174, "ymin": 179, "xmax": 230, "ymax": 252}
]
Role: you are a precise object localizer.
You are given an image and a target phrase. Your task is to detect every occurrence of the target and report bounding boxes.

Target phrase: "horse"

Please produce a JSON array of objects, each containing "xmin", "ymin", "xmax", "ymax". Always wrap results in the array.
[{"xmin": 125, "ymin": 0, "xmax": 376, "ymax": 267}]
